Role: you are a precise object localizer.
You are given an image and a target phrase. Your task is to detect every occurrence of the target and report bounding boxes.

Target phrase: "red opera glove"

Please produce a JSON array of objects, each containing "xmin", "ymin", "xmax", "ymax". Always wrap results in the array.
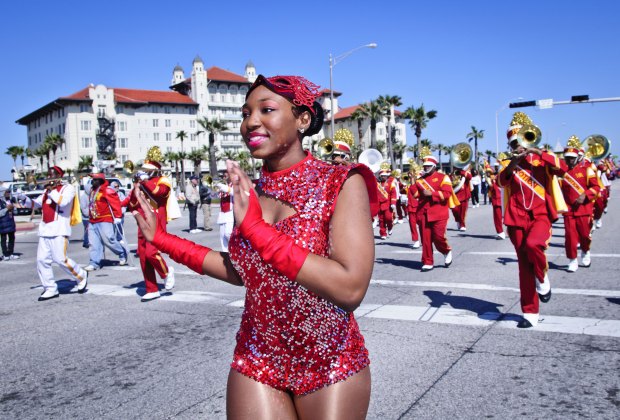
[
  {"xmin": 239, "ymin": 190, "xmax": 310, "ymax": 280},
  {"xmin": 152, "ymin": 230, "xmax": 211, "ymax": 274}
]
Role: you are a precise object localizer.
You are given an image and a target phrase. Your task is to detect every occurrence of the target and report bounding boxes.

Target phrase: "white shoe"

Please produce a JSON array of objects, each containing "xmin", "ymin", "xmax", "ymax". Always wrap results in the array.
[
  {"xmin": 581, "ymin": 251, "xmax": 591, "ymax": 267},
  {"xmin": 595, "ymin": 219, "xmax": 602, "ymax": 228},
  {"xmin": 444, "ymin": 251, "xmax": 453, "ymax": 267},
  {"xmin": 38, "ymin": 288, "xmax": 59, "ymax": 301},
  {"xmin": 83, "ymin": 264, "xmax": 97, "ymax": 272},
  {"xmin": 459, "ymin": 226, "xmax": 467, "ymax": 232},
  {"xmin": 372, "ymin": 220, "xmax": 378, "ymax": 228},
  {"xmin": 141, "ymin": 291, "xmax": 161, "ymax": 302},
  {"xmin": 119, "ymin": 258, "xmax": 128, "ymax": 266},
  {"xmin": 397, "ymin": 219, "xmax": 404, "ymax": 224},
  {"xmin": 190, "ymin": 229, "xmax": 201, "ymax": 234},
  {"xmin": 567, "ymin": 259, "xmax": 578, "ymax": 272},
  {"xmin": 520, "ymin": 313, "xmax": 539, "ymax": 328},
  {"xmin": 536, "ymin": 274, "xmax": 551, "ymax": 303},
  {"xmin": 77, "ymin": 270, "xmax": 88, "ymax": 293},
  {"xmin": 380, "ymin": 236, "xmax": 387, "ymax": 240},
  {"xmin": 412, "ymin": 241, "xmax": 421, "ymax": 249},
  {"xmin": 388, "ymin": 229, "xmax": 393, "ymax": 236},
  {"xmin": 496, "ymin": 232, "xmax": 506, "ymax": 240},
  {"xmin": 421, "ymin": 264, "xmax": 434, "ymax": 272},
  {"xmin": 9, "ymin": 255, "xmax": 20, "ymax": 260},
  {"xmin": 164, "ymin": 266, "xmax": 175, "ymax": 291}
]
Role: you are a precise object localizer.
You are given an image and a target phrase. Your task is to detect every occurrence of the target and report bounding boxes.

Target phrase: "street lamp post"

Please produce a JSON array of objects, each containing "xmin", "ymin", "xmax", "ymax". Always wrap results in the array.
[
  {"xmin": 495, "ymin": 97, "xmax": 523, "ymax": 155},
  {"xmin": 329, "ymin": 43, "xmax": 377, "ymax": 139}
]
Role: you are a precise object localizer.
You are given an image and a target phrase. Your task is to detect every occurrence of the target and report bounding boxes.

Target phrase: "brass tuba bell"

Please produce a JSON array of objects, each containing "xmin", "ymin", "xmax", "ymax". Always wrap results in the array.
[
  {"xmin": 317, "ymin": 138, "xmax": 334, "ymax": 160},
  {"xmin": 123, "ymin": 160, "xmax": 135, "ymax": 177},
  {"xmin": 450, "ymin": 142, "xmax": 473, "ymax": 169},
  {"xmin": 516, "ymin": 124, "xmax": 542, "ymax": 149},
  {"xmin": 584, "ymin": 134, "xmax": 610, "ymax": 163}
]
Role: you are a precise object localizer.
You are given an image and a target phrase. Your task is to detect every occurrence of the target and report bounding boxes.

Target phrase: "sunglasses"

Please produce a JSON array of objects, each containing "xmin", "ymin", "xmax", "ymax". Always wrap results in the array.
[{"xmin": 332, "ymin": 153, "xmax": 348, "ymax": 159}]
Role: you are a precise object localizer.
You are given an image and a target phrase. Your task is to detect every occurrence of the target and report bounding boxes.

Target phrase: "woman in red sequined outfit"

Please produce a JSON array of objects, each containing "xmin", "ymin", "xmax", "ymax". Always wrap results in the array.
[{"xmin": 133, "ymin": 75, "xmax": 378, "ymax": 419}]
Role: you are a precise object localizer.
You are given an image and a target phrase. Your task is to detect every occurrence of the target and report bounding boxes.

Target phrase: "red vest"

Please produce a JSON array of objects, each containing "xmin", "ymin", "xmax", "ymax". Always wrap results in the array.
[{"xmin": 42, "ymin": 185, "xmax": 64, "ymax": 224}]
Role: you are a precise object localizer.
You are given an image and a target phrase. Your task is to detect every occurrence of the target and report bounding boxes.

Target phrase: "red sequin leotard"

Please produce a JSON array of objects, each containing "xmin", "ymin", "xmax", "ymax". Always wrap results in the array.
[{"xmin": 228, "ymin": 153, "xmax": 371, "ymax": 395}]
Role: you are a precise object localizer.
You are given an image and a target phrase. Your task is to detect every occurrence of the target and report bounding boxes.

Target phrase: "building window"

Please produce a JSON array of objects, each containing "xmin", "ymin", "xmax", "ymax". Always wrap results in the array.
[
  {"xmin": 80, "ymin": 120, "xmax": 92, "ymax": 130},
  {"xmin": 80, "ymin": 104, "xmax": 88, "ymax": 112},
  {"xmin": 166, "ymin": 133, "xmax": 172, "ymax": 141},
  {"xmin": 189, "ymin": 120, "xmax": 196, "ymax": 129},
  {"xmin": 153, "ymin": 105, "xmax": 159, "ymax": 113},
  {"xmin": 166, "ymin": 146, "xmax": 172, "ymax": 152},
  {"xmin": 154, "ymin": 133, "xmax": 160, "ymax": 141},
  {"xmin": 81, "ymin": 137, "xmax": 93, "ymax": 148},
  {"xmin": 98, "ymin": 106, "xmax": 106, "ymax": 117},
  {"xmin": 119, "ymin": 154, "xmax": 129, "ymax": 163},
  {"xmin": 153, "ymin": 119, "xmax": 159, "ymax": 127},
  {"xmin": 165, "ymin": 119, "xmax": 171, "ymax": 127},
  {"xmin": 190, "ymin": 134, "xmax": 196, "ymax": 141},
  {"xmin": 118, "ymin": 138, "xmax": 128, "ymax": 148},
  {"xmin": 164, "ymin": 106, "xmax": 170, "ymax": 114}
]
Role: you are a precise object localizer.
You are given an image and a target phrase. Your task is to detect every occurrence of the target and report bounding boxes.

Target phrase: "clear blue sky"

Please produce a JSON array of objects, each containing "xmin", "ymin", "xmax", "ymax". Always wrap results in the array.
[{"xmin": 1, "ymin": 0, "xmax": 619, "ymax": 179}]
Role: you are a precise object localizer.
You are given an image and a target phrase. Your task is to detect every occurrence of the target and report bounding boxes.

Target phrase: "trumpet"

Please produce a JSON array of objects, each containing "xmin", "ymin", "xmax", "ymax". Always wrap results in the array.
[{"xmin": 34, "ymin": 177, "xmax": 64, "ymax": 188}]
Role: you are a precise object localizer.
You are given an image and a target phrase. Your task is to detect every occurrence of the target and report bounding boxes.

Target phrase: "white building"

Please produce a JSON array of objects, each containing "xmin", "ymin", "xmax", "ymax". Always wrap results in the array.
[{"xmin": 17, "ymin": 56, "xmax": 255, "ymax": 175}]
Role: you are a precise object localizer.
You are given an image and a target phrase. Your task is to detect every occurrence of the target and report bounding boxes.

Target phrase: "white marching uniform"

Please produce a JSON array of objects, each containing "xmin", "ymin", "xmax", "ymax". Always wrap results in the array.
[
  {"xmin": 33, "ymin": 183, "xmax": 86, "ymax": 293},
  {"xmin": 215, "ymin": 183, "xmax": 234, "ymax": 252}
]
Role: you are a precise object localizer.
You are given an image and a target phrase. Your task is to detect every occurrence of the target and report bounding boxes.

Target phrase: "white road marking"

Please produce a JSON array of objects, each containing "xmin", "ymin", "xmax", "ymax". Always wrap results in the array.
[
  {"xmin": 392, "ymin": 250, "xmax": 620, "ymax": 258},
  {"xmin": 371, "ymin": 280, "xmax": 620, "ymax": 298},
  {"xmin": 81, "ymin": 283, "xmax": 620, "ymax": 338}
]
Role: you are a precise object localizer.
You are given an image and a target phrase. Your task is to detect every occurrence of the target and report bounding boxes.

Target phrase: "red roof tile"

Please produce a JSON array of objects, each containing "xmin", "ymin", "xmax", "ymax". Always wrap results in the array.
[
  {"xmin": 61, "ymin": 86, "xmax": 196, "ymax": 105},
  {"xmin": 318, "ymin": 88, "xmax": 342, "ymax": 97},
  {"xmin": 207, "ymin": 66, "xmax": 250, "ymax": 83}
]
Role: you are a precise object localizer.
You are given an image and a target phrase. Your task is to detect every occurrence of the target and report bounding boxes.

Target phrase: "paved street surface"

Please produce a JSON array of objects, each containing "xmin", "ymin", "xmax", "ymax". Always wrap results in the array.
[{"xmin": 1, "ymin": 185, "xmax": 618, "ymax": 419}]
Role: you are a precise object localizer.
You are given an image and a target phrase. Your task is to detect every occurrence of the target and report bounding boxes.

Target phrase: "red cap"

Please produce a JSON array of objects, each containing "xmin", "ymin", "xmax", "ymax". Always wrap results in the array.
[
  {"xmin": 142, "ymin": 160, "xmax": 162, "ymax": 170},
  {"xmin": 423, "ymin": 156, "xmax": 438, "ymax": 166},
  {"xmin": 90, "ymin": 173, "xmax": 105, "ymax": 179},
  {"xmin": 50, "ymin": 165, "xmax": 64, "ymax": 177}
]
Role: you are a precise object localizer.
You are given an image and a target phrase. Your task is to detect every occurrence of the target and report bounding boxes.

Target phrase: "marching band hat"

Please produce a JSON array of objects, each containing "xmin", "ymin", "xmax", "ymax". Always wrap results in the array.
[
  {"xmin": 333, "ymin": 141, "xmax": 352, "ymax": 155},
  {"xmin": 50, "ymin": 165, "xmax": 64, "ymax": 177},
  {"xmin": 89, "ymin": 173, "xmax": 106, "ymax": 179},
  {"xmin": 379, "ymin": 169, "xmax": 390, "ymax": 176},
  {"xmin": 506, "ymin": 112, "xmax": 533, "ymax": 143},
  {"xmin": 564, "ymin": 147, "xmax": 579, "ymax": 158},
  {"xmin": 190, "ymin": 175, "xmax": 199, "ymax": 180},
  {"xmin": 422, "ymin": 155, "xmax": 438, "ymax": 166}
]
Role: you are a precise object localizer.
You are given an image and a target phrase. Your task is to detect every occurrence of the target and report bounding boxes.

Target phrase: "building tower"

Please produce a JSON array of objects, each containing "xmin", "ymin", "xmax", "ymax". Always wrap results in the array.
[
  {"xmin": 191, "ymin": 55, "xmax": 208, "ymax": 117},
  {"xmin": 245, "ymin": 60, "xmax": 257, "ymax": 83},
  {"xmin": 171, "ymin": 64, "xmax": 185, "ymax": 86}
]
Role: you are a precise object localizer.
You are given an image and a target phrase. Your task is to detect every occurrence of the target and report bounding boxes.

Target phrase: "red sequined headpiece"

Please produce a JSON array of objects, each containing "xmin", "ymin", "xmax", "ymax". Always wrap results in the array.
[{"xmin": 247, "ymin": 75, "xmax": 321, "ymax": 115}]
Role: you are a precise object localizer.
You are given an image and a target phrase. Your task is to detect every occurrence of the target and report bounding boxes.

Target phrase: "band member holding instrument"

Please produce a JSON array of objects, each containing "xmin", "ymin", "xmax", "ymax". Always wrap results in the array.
[
  {"xmin": 32, "ymin": 166, "xmax": 87, "ymax": 301},
  {"xmin": 331, "ymin": 128, "xmax": 354, "ymax": 166},
  {"xmin": 560, "ymin": 143, "xmax": 601, "ymax": 272},
  {"xmin": 406, "ymin": 166, "xmax": 421, "ymax": 249},
  {"xmin": 412, "ymin": 153, "xmax": 456, "ymax": 272},
  {"xmin": 123, "ymin": 148, "xmax": 175, "ymax": 302},
  {"xmin": 377, "ymin": 166, "xmax": 397, "ymax": 239},
  {"xmin": 498, "ymin": 112, "xmax": 567, "ymax": 328},
  {"xmin": 487, "ymin": 161, "xmax": 505, "ymax": 239}
]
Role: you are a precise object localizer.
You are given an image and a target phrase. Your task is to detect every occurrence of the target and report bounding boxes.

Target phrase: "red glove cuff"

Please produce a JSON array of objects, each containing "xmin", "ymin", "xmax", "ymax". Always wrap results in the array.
[
  {"xmin": 239, "ymin": 190, "xmax": 309, "ymax": 280},
  {"xmin": 152, "ymin": 230, "xmax": 211, "ymax": 274}
]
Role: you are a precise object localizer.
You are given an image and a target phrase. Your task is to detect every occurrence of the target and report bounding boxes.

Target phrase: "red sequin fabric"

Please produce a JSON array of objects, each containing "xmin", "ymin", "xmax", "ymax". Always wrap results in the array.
[{"xmin": 228, "ymin": 153, "xmax": 370, "ymax": 395}]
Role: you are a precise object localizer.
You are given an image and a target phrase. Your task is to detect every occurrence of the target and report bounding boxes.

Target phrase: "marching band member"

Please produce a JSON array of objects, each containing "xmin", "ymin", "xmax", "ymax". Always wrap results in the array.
[
  {"xmin": 451, "ymin": 166, "xmax": 472, "ymax": 231},
  {"xmin": 377, "ymin": 165, "xmax": 397, "ymax": 239},
  {"xmin": 331, "ymin": 128, "xmax": 354, "ymax": 166},
  {"xmin": 33, "ymin": 166, "xmax": 87, "ymax": 301},
  {"xmin": 412, "ymin": 153, "xmax": 456, "ymax": 271},
  {"xmin": 560, "ymin": 143, "xmax": 601, "ymax": 272},
  {"xmin": 215, "ymin": 172, "xmax": 234, "ymax": 252},
  {"xmin": 406, "ymin": 166, "xmax": 421, "ymax": 249},
  {"xmin": 498, "ymin": 112, "xmax": 567, "ymax": 328},
  {"xmin": 392, "ymin": 170, "xmax": 406, "ymax": 224},
  {"xmin": 124, "ymin": 147, "xmax": 175, "ymax": 302},
  {"xmin": 593, "ymin": 161, "xmax": 610, "ymax": 229},
  {"xmin": 487, "ymin": 161, "xmax": 505, "ymax": 239}
]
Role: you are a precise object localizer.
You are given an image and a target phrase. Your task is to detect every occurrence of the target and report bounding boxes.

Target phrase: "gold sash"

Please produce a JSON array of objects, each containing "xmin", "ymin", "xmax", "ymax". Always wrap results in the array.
[
  {"xmin": 514, "ymin": 165, "xmax": 545, "ymax": 200},
  {"xmin": 563, "ymin": 172, "xmax": 585, "ymax": 196}
]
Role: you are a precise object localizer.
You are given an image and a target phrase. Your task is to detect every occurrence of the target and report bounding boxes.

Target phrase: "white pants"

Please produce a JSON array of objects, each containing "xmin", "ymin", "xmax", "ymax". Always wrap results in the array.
[
  {"xmin": 37, "ymin": 236, "xmax": 86, "ymax": 292},
  {"xmin": 219, "ymin": 222, "xmax": 234, "ymax": 252}
]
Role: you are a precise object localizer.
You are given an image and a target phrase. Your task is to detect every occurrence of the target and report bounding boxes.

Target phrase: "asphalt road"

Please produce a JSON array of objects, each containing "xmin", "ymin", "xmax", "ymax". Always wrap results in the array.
[{"xmin": 1, "ymin": 184, "xmax": 618, "ymax": 419}]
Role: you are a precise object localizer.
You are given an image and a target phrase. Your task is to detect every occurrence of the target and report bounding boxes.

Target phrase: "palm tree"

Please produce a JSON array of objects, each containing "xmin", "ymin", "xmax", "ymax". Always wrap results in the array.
[
  {"xmin": 376, "ymin": 140, "xmax": 386, "ymax": 156},
  {"xmin": 236, "ymin": 150, "xmax": 254, "ymax": 176},
  {"xmin": 393, "ymin": 143, "xmax": 407, "ymax": 171},
  {"xmin": 542, "ymin": 143, "xmax": 553, "ymax": 151},
  {"xmin": 446, "ymin": 145, "xmax": 455, "ymax": 173},
  {"xmin": 175, "ymin": 130, "xmax": 189, "ymax": 185},
  {"xmin": 350, "ymin": 108, "xmax": 365, "ymax": 148},
  {"xmin": 164, "ymin": 151, "xmax": 180, "ymax": 185},
  {"xmin": 23, "ymin": 147, "xmax": 34, "ymax": 168},
  {"xmin": 377, "ymin": 95, "xmax": 403, "ymax": 165},
  {"xmin": 44, "ymin": 133, "xmax": 65, "ymax": 165},
  {"xmin": 403, "ymin": 104, "xmax": 438, "ymax": 163},
  {"xmin": 38, "ymin": 142, "xmax": 53, "ymax": 171},
  {"xmin": 197, "ymin": 117, "xmax": 229, "ymax": 177},
  {"xmin": 434, "ymin": 143, "xmax": 446, "ymax": 169},
  {"xmin": 357, "ymin": 101, "xmax": 386, "ymax": 151},
  {"xmin": 77, "ymin": 155, "xmax": 94, "ymax": 173},
  {"xmin": 466, "ymin": 126, "xmax": 485, "ymax": 170},
  {"xmin": 187, "ymin": 147, "xmax": 208, "ymax": 177},
  {"xmin": 5, "ymin": 146, "xmax": 23, "ymax": 169}
]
